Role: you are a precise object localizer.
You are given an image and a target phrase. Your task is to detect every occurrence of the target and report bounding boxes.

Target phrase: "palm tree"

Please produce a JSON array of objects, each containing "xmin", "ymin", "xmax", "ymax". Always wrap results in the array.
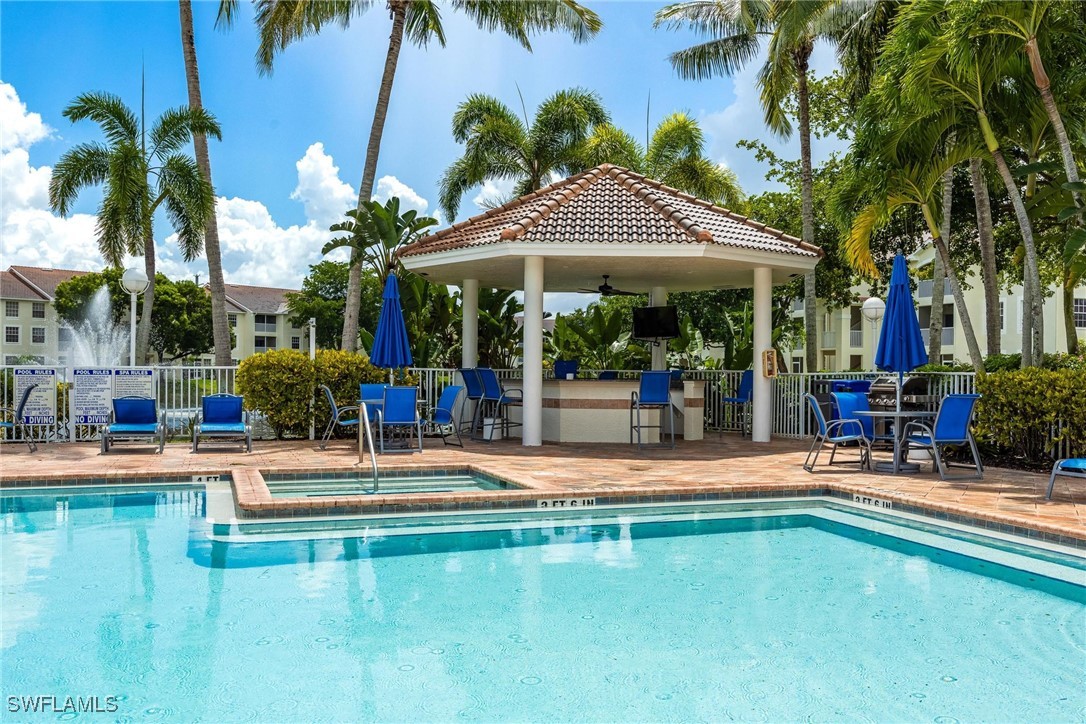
[
  {"xmin": 439, "ymin": 88, "xmax": 610, "ymax": 220},
  {"xmin": 244, "ymin": 0, "xmax": 602, "ymax": 352},
  {"xmin": 323, "ymin": 197, "xmax": 438, "ymax": 288},
  {"xmin": 49, "ymin": 92, "xmax": 219, "ymax": 363},
  {"xmin": 654, "ymin": 0, "xmax": 828, "ymax": 372},
  {"xmin": 582, "ymin": 112, "xmax": 745, "ymax": 208},
  {"xmin": 179, "ymin": 0, "xmax": 232, "ymax": 366}
]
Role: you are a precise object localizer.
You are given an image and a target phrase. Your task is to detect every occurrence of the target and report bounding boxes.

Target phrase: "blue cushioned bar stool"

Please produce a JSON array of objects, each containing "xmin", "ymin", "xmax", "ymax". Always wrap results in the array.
[
  {"xmin": 630, "ymin": 371, "xmax": 675, "ymax": 449},
  {"xmin": 457, "ymin": 368, "xmax": 484, "ymax": 434},
  {"xmin": 721, "ymin": 369, "xmax": 753, "ymax": 436}
]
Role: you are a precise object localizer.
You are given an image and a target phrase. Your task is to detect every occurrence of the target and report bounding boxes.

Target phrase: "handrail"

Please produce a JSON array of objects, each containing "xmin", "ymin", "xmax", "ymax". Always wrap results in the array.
[{"xmin": 357, "ymin": 402, "xmax": 379, "ymax": 492}]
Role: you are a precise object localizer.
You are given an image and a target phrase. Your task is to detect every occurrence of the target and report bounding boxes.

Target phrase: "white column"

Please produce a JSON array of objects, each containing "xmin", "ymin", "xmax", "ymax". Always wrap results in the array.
[
  {"xmin": 461, "ymin": 278, "xmax": 479, "ymax": 368},
  {"xmin": 752, "ymin": 267, "xmax": 773, "ymax": 443},
  {"xmin": 522, "ymin": 257, "xmax": 545, "ymax": 446},
  {"xmin": 650, "ymin": 286, "xmax": 668, "ymax": 371}
]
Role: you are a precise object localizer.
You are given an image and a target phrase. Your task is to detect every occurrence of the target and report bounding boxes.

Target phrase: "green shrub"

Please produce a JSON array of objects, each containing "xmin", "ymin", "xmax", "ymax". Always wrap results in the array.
[
  {"xmin": 313, "ymin": 349, "xmax": 387, "ymax": 434},
  {"xmin": 983, "ymin": 352, "xmax": 1086, "ymax": 372},
  {"xmin": 975, "ymin": 368, "xmax": 1086, "ymax": 461},
  {"xmin": 236, "ymin": 350, "xmax": 316, "ymax": 438}
]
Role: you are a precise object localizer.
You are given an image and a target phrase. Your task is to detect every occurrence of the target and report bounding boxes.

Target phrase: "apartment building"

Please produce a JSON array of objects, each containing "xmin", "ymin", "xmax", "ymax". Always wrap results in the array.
[
  {"xmin": 0, "ymin": 265, "xmax": 310, "ymax": 366},
  {"xmin": 785, "ymin": 250, "xmax": 1086, "ymax": 371}
]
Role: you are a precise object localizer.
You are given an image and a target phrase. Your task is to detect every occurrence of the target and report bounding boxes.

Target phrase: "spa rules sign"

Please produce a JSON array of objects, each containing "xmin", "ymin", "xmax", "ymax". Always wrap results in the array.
[{"xmin": 112, "ymin": 368, "xmax": 155, "ymax": 398}]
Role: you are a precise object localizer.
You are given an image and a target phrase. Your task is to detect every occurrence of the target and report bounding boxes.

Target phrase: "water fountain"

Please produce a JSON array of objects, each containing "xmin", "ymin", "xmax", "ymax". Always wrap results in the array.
[{"xmin": 64, "ymin": 285, "xmax": 130, "ymax": 366}]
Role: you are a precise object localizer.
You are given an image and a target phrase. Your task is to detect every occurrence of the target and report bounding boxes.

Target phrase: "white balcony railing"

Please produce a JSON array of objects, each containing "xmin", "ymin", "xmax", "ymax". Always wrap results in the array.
[
  {"xmin": 849, "ymin": 329, "xmax": 863, "ymax": 348},
  {"xmin": 820, "ymin": 330, "xmax": 838, "ymax": 348},
  {"xmin": 921, "ymin": 327, "xmax": 955, "ymax": 346}
]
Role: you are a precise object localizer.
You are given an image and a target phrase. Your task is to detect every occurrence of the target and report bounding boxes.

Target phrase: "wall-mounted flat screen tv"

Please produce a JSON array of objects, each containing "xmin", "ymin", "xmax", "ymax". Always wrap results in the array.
[{"xmin": 632, "ymin": 305, "xmax": 680, "ymax": 340}]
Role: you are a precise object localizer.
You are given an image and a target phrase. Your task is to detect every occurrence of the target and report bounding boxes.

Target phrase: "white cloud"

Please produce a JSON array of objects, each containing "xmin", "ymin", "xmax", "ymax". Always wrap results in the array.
[
  {"xmin": 471, "ymin": 178, "xmax": 517, "ymax": 214},
  {"xmin": 0, "ymin": 83, "xmax": 434, "ymax": 291},
  {"xmin": 698, "ymin": 42, "xmax": 849, "ymax": 196}
]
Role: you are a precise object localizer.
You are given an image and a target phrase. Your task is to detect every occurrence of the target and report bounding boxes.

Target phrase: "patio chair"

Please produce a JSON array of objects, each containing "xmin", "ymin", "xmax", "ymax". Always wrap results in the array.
[
  {"xmin": 555, "ymin": 359, "xmax": 579, "ymax": 379},
  {"xmin": 1046, "ymin": 459, "xmax": 1086, "ymax": 500},
  {"xmin": 630, "ymin": 370, "xmax": 675, "ymax": 449},
  {"xmin": 472, "ymin": 368, "xmax": 522, "ymax": 442},
  {"xmin": 1, "ymin": 383, "xmax": 39, "ymax": 452},
  {"xmin": 319, "ymin": 385, "xmax": 359, "ymax": 450},
  {"xmin": 832, "ymin": 391, "xmax": 894, "ymax": 451},
  {"xmin": 598, "ymin": 371, "xmax": 618, "ymax": 380},
  {"xmin": 377, "ymin": 386, "xmax": 423, "ymax": 453},
  {"xmin": 802, "ymin": 393, "xmax": 871, "ymax": 473},
  {"xmin": 722, "ymin": 369, "xmax": 753, "ymax": 436},
  {"xmin": 359, "ymin": 383, "xmax": 390, "ymax": 424},
  {"xmin": 101, "ymin": 396, "xmax": 165, "ymax": 454},
  {"xmin": 425, "ymin": 385, "xmax": 464, "ymax": 447},
  {"xmin": 457, "ymin": 368, "xmax": 484, "ymax": 434},
  {"xmin": 192, "ymin": 394, "xmax": 251, "ymax": 453},
  {"xmin": 902, "ymin": 394, "xmax": 983, "ymax": 481}
]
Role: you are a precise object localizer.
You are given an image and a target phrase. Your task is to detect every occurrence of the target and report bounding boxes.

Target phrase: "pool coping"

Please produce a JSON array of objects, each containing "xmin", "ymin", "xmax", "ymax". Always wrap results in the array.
[{"xmin": 4, "ymin": 464, "xmax": 1083, "ymax": 549}]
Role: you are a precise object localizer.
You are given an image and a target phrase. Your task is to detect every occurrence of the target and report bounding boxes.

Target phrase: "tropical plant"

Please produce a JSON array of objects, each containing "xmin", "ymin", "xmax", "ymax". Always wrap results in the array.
[
  {"xmin": 286, "ymin": 261, "xmax": 384, "ymax": 349},
  {"xmin": 323, "ymin": 197, "xmax": 438, "ymax": 288},
  {"xmin": 439, "ymin": 88, "xmax": 610, "ymax": 220},
  {"xmin": 582, "ymin": 112, "xmax": 744, "ymax": 208},
  {"xmin": 240, "ymin": 0, "xmax": 602, "ymax": 352},
  {"xmin": 179, "ymin": 0, "xmax": 231, "ymax": 365},
  {"xmin": 48, "ymin": 92, "xmax": 220, "ymax": 363},
  {"xmin": 476, "ymin": 290, "xmax": 524, "ymax": 369},
  {"xmin": 655, "ymin": 0, "xmax": 830, "ymax": 373},
  {"xmin": 549, "ymin": 304, "xmax": 648, "ymax": 371}
]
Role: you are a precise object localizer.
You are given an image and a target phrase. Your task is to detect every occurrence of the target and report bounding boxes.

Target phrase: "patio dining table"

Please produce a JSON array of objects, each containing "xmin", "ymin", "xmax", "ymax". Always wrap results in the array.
[{"xmin": 854, "ymin": 409, "xmax": 936, "ymax": 475}]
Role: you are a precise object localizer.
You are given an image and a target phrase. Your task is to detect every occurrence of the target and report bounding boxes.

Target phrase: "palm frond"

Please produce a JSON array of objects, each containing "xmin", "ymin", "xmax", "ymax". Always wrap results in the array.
[
  {"xmin": 405, "ymin": 0, "xmax": 446, "ymax": 47},
  {"xmin": 158, "ymin": 154, "xmax": 215, "ymax": 261},
  {"xmin": 48, "ymin": 142, "xmax": 112, "ymax": 216},
  {"xmin": 62, "ymin": 92, "xmax": 140, "ymax": 146},
  {"xmin": 254, "ymin": 0, "xmax": 374, "ymax": 74},
  {"xmin": 150, "ymin": 106, "xmax": 223, "ymax": 158},
  {"xmin": 666, "ymin": 34, "xmax": 762, "ymax": 80}
]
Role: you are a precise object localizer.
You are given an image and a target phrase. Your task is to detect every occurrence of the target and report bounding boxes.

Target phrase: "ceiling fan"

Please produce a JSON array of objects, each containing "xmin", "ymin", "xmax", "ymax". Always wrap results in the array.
[{"xmin": 580, "ymin": 275, "xmax": 640, "ymax": 297}]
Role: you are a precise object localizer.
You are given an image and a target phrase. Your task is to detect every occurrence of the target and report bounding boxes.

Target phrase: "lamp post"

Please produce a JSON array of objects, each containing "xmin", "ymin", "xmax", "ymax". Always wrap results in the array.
[
  {"xmin": 861, "ymin": 296, "xmax": 885, "ymax": 371},
  {"xmin": 121, "ymin": 266, "xmax": 149, "ymax": 365}
]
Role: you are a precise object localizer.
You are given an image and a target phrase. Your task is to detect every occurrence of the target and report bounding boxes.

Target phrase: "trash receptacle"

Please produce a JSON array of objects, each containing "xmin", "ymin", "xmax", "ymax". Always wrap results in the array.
[{"xmin": 483, "ymin": 417, "xmax": 504, "ymax": 441}]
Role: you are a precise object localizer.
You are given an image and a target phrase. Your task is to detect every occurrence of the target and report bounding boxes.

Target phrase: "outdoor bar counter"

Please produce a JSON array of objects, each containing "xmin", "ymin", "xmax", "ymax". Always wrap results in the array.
[{"xmin": 501, "ymin": 377, "xmax": 706, "ymax": 444}]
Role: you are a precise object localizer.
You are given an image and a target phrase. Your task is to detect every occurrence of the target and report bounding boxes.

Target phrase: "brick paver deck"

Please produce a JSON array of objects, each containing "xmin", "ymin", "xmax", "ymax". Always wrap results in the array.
[{"xmin": 2, "ymin": 436, "xmax": 1083, "ymax": 544}]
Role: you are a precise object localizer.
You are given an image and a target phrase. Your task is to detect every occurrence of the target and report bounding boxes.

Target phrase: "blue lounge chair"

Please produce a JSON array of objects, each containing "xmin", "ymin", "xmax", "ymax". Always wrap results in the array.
[
  {"xmin": 192, "ymin": 394, "xmax": 251, "ymax": 452},
  {"xmin": 319, "ymin": 385, "xmax": 359, "ymax": 450},
  {"xmin": 425, "ymin": 385, "xmax": 464, "ymax": 447},
  {"xmin": 722, "ymin": 369, "xmax": 753, "ymax": 436},
  {"xmin": 902, "ymin": 394, "xmax": 983, "ymax": 481},
  {"xmin": 630, "ymin": 370, "xmax": 675, "ymax": 449},
  {"xmin": 1046, "ymin": 459, "xmax": 1086, "ymax": 500},
  {"xmin": 472, "ymin": 368, "xmax": 522, "ymax": 442},
  {"xmin": 101, "ymin": 396, "xmax": 165, "ymax": 454},
  {"xmin": 803, "ymin": 393, "xmax": 871, "ymax": 472},
  {"xmin": 377, "ymin": 386, "xmax": 423, "ymax": 453},
  {"xmin": 458, "ymin": 368, "xmax": 484, "ymax": 434},
  {"xmin": 1, "ymin": 383, "xmax": 39, "ymax": 452},
  {"xmin": 555, "ymin": 360, "xmax": 579, "ymax": 379}
]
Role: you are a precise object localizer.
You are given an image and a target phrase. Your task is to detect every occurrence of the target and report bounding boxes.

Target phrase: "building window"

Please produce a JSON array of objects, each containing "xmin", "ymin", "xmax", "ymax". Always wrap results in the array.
[
  {"xmin": 58, "ymin": 327, "xmax": 73, "ymax": 344},
  {"xmin": 291, "ymin": 336, "xmax": 301, "ymax": 350},
  {"xmin": 255, "ymin": 314, "xmax": 277, "ymax": 332},
  {"xmin": 1075, "ymin": 298, "xmax": 1086, "ymax": 328},
  {"xmin": 31, "ymin": 302, "xmax": 45, "ymax": 319},
  {"xmin": 999, "ymin": 301, "xmax": 1005, "ymax": 332},
  {"xmin": 228, "ymin": 313, "xmax": 238, "ymax": 327},
  {"xmin": 792, "ymin": 357, "xmax": 803, "ymax": 373},
  {"xmin": 254, "ymin": 336, "xmax": 277, "ymax": 351},
  {"xmin": 5, "ymin": 326, "xmax": 19, "ymax": 344},
  {"xmin": 31, "ymin": 327, "xmax": 45, "ymax": 344},
  {"xmin": 4, "ymin": 301, "xmax": 18, "ymax": 318}
]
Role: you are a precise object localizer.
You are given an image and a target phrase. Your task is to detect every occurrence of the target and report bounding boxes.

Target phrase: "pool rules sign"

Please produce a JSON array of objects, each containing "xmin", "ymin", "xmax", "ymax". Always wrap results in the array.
[
  {"xmin": 13, "ymin": 368, "xmax": 57, "ymax": 425},
  {"xmin": 71, "ymin": 368, "xmax": 113, "ymax": 424}
]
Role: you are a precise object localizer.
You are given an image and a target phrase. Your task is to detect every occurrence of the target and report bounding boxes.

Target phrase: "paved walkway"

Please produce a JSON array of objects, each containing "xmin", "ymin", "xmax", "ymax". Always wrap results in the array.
[{"xmin": 2, "ymin": 436, "xmax": 1082, "ymax": 543}]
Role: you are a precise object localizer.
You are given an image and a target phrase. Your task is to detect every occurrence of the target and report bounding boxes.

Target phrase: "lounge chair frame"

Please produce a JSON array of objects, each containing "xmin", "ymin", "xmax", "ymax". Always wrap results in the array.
[
  {"xmin": 101, "ymin": 396, "xmax": 166, "ymax": 454},
  {"xmin": 1045, "ymin": 458, "xmax": 1086, "ymax": 500},
  {"xmin": 192, "ymin": 393, "xmax": 252, "ymax": 452},
  {"xmin": 1, "ymin": 383, "xmax": 39, "ymax": 452}
]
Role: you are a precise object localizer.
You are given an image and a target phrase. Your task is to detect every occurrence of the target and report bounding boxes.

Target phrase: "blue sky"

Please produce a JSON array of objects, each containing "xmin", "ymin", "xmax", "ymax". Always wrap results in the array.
[{"xmin": 1, "ymin": 1, "xmax": 843, "ymax": 307}]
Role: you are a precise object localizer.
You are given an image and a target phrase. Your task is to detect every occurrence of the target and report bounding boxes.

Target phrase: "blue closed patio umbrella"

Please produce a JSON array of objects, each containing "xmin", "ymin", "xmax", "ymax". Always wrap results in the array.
[
  {"xmin": 370, "ymin": 274, "xmax": 413, "ymax": 377},
  {"xmin": 874, "ymin": 254, "xmax": 928, "ymax": 412}
]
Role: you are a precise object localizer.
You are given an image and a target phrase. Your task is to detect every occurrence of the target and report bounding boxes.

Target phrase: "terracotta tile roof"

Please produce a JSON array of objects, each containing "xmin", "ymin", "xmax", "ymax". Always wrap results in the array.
[
  {"xmin": 1, "ymin": 270, "xmax": 48, "ymax": 301},
  {"xmin": 399, "ymin": 164, "xmax": 822, "ymax": 259},
  {"xmin": 7, "ymin": 265, "xmax": 89, "ymax": 299},
  {"xmin": 223, "ymin": 283, "xmax": 295, "ymax": 315}
]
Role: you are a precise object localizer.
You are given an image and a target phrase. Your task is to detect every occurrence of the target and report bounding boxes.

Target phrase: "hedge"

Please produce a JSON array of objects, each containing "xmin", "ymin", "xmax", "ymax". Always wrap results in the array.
[
  {"xmin": 975, "ymin": 368, "xmax": 1086, "ymax": 462},
  {"xmin": 236, "ymin": 349, "xmax": 416, "ymax": 439}
]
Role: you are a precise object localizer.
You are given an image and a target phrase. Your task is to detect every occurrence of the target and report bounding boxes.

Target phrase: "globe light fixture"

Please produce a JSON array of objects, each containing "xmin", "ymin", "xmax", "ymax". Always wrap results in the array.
[
  {"xmin": 861, "ymin": 297, "xmax": 885, "ymax": 370},
  {"xmin": 121, "ymin": 266, "xmax": 149, "ymax": 365}
]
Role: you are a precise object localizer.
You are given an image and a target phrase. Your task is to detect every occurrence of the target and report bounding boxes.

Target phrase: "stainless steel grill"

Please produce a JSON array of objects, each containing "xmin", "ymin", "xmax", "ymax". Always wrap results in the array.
[{"xmin": 868, "ymin": 375, "xmax": 937, "ymax": 411}]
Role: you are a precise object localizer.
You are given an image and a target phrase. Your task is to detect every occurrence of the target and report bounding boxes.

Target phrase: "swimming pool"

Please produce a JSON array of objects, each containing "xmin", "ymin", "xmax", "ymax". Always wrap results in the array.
[
  {"xmin": 3, "ymin": 485, "xmax": 1084, "ymax": 722},
  {"xmin": 263, "ymin": 470, "xmax": 519, "ymax": 497}
]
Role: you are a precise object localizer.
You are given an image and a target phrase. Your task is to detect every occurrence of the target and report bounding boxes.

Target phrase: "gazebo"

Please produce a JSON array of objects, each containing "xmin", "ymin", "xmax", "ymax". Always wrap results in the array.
[{"xmin": 398, "ymin": 164, "xmax": 822, "ymax": 446}]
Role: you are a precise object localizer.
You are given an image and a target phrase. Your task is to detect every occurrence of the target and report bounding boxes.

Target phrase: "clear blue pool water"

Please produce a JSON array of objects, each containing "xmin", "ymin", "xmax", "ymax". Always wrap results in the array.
[
  {"xmin": 265, "ymin": 472, "xmax": 516, "ymax": 497},
  {"xmin": 3, "ymin": 487, "xmax": 1084, "ymax": 722}
]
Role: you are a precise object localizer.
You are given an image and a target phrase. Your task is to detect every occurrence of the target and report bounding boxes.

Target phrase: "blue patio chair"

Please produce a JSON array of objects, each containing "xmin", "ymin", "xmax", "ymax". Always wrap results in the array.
[
  {"xmin": 1, "ymin": 383, "xmax": 39, "ymax": 452},
  {"xmin": 101, "ymin": 396, "xmax": 165, "ymax": 454},
  {"xmin": 472, "ymin": 368, "xmax": 522, "ymax": 442},
  {"xmin": 425, "ymin": 385, "xmax": 464, "ymax": 447},
  {"xmin": 1046, "ymin": 459, "xmax": 1086, "ymax": 500},
  {"xmin": 722, "ymin": 369, "xmax": 754, "ymax": 436},
  {"xmin": 802, "ymin": 393, "xmax": 871, "ymax": 473},
  {"xmin": 359, "ymin": 383, "xmax": 390, "ymax": 424},
  {"xmin": 377, "ymin": 386, "xmax": 423, "ymax": 453},
  {"xmin": 193, "ymin": 394, "xmax": 251, "ymax": 453},
  {"xmin": 319, "ymin": 385, "xmax": 359, "ymax": 450},
  {"xmin": 832, "ymin": 391, "xmax": 893, "ymax": 451},
  {"xmin": 458, "ymin": 368, "xmax": 484, "ymax": 433},
  {"xmin": 902, "ymin": 394, "xmax": 983, "ymax": 481},
  {"xmin": 555, "ymin": 359, "xmax": 579, "ymax": 379},
  {"xmin": 630, "ymin": 370, "xmax": 675, "ymax": 449}
]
